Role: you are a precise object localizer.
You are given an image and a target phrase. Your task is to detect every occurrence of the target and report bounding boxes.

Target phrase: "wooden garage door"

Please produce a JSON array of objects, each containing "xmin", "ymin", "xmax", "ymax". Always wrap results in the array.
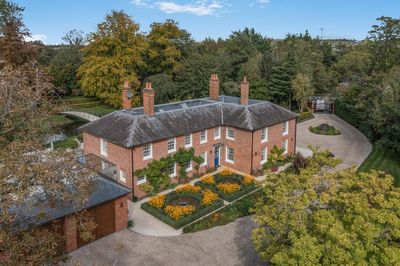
[{"xmin": 78, "ymin": 201, "xmax": 115, "ymax": 247}]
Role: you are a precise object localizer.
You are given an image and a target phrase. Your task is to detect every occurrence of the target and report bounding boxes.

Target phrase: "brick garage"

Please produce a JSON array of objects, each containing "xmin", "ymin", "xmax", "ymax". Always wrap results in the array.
[{"xmin": 21, "ymin": 176, "xmax": 130, "ymax": 253}]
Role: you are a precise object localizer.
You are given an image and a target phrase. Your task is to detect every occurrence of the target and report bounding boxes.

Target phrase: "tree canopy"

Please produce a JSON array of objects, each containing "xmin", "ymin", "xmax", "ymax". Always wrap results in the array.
[{"xmin": 252, "ymin": 147, "xmax": 400, "ymax": 265}]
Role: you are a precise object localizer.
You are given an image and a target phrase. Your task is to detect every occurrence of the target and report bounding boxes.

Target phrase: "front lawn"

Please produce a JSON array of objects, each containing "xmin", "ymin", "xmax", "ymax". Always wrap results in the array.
[
  {"xmin": 141, "ymin": 185, "xmax": 224, "ymax": 229},
  {"xmin": 359, "ymin": 144, "xmax": 400, "ymax": 186},
  {"xmin": 194, "ymin": 169, "xmax": 258, "ymax": 202}
]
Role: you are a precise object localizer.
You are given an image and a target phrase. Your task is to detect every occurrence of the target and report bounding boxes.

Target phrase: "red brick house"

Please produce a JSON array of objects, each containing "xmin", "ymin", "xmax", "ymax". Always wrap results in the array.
[{"xmin": 81, "ymin": 75, "xmax": 298, "ymax": 198}]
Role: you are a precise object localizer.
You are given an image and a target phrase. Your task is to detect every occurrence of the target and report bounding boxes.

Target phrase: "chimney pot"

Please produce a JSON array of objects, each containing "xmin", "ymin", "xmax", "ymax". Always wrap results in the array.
[
  {"xmin": 209, "ymin": 73, "xmax": 219, "ymax": 101},
  {"xmin": 143, "ymin": 82, "xmax": 155, "ymax": 116},
  {"xmin": 240, "ymin": 77, "xmax": 249, "ymax": 105}
]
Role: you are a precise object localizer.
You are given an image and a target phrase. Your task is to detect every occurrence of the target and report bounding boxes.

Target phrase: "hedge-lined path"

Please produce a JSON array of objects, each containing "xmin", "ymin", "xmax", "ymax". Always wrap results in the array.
[
  {"xmin": 69, "ymin": 216, "xmax": 265, "ymax": 266},
  {"xmin": 297, "ymin": 113, "xmax": 372, "ymax": 170}
]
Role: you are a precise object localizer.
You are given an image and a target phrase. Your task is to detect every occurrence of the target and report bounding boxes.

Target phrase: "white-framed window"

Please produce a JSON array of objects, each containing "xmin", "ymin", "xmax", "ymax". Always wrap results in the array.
[
  {"xmin": 168, "ymin": 162, "xmax": 177, "ymax": 177},
  {"xmin": 143, "ymin": 143, "xmax": 152, "ymax": 160},
  {"xmin": 119, "ymin": 170, "xmax": 127, "ymax": 183},
  {"xmin": 167, "ymin": 137, "xmax": 176, "ymax": 153},
  {"xmin": 282, "ymin": 121, "xmax": 289, "ymax": 136},
  {"xmin": 200, "ymin": 129, "xmax": 207, "ymax": 144},
  {"xmin": 282, "ymin": 139, "xmax": 288, "ymax": 154},
  {"xmin": 100, "ymin": 138, "xmax": 108, "ymax": 157},
  {"xmin": 260, "ymin": 147, "xmax": 267, "ymax": 165},
  {"xmin": 200, "ymin": 151, "xmax": 207, "ymax": 166},
  {"xmin": 261, "ymin": 127, "xmax": 268, "ymax": 143},
  {"xmin": 137, "ymin": 175, "xmax": 146, "ymax": 185},
  {"xmin": 184, "ymin": 133, "xmax": 192, "ymax": 148},
  {"xmin": 226, "ymin": 127, "xmax": 235, "ymax": 140},
  {"xmin": 185, "ymin": 160, "xmax": 193, "ymax": 172},
  {"xmin": 214, "ymin": 127, "xmax": 221, "ymax": 140},
  {"xmin": 225, "ymin": 147, "xmax": 234, "ymax": 164},
  {"xmin": 101, "ymin": 160, "xmax": 109, "ymax": 170}
]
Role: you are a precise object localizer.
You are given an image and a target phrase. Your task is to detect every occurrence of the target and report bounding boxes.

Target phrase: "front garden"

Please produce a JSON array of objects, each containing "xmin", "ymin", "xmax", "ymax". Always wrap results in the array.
[
  {"xmin": 141, "ymin": 169, "xmax": 260, "ymax": 229},
  {"xmin": 194, "ymin": 169, "xmax": 257, "ymax": 202},
  {"xmin": 141, "ymin": 184, "xmax": 224, "ymax": 229}
]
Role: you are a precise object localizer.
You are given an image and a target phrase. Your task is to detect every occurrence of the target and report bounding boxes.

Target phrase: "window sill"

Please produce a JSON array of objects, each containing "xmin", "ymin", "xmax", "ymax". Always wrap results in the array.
[
  {"xmin": 168, "ymin": 149, "xmax": 176, "ymax": 154},
  {"xmin": 282, "ymin": 132, "xmax": 288, "ymax": 136},
  {"xmin": 143, "ymin": 156, "xmax": 153, "ymax": 161},
  {"xmin": 184, "ymin": 145, "xmax": 192, "ymax": 149},
  {"xmin": 169, "ymin": 174, "xmax": 177, "ymax": 178},
  {"xmin": 226, "ymin": 137, "xmax": 235, "ymax": 141},
  {"xmin": 100, "ymin": 152, "xmax": 108, "ymax": 157},
  {"xmin": 137, "ymin": 180, "xmax": 146, "ymax": 185},
  {"xmin": 261, "ymin": 139, "xmax": 268, "ymax": 143},
  {"xmin": 200, "ymin": 141, "xmax": 207, "ymax": 144},
  {"xmin": 225, "ymin": 159, "xmax": 234, "ymax": 164},
  {"xmin": 185, "ymin": 168, "xmax": 193, "ymax": 172},
  {"xmin": 214, "ymin": 136, "xmax": 221, "ymax": 140}
]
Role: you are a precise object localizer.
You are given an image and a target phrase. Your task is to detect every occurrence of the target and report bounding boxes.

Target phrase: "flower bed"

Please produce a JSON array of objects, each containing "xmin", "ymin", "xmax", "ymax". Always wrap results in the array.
[
  {"xmin": 195, "ymin": 170, "xmax": 258, "ymax": 202},
  {"xmin": 141, "ymin": 189, "xmax": 224, "ymax": 229}
]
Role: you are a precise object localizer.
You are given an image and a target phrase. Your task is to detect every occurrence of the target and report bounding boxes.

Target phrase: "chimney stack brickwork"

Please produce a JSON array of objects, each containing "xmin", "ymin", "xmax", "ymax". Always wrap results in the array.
[
  {"xmin": 143, "ymin": 82, "xmax": 155, "ymax": 116},
  {"xmin": 122, "ymin": 80, "xmax": 132, "ymax": 109},
  {"xmin": 240, "ymin": 76, "xmax": 249, "ymax": 105},
  {"xmin": 209, "ymin": 74, "xmax": 219, "ymax": 100}
]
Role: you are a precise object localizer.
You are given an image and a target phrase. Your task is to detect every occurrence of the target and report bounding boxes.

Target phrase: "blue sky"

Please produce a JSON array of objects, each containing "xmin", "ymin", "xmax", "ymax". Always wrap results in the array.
[{"xmin": 15, "ymin": 0, "xmax": 400, "ymax": 44}]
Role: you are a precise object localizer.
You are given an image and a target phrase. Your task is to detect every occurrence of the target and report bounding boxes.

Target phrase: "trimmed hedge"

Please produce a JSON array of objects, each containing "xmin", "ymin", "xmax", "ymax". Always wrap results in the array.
[
  {"xmin": 141, "ymin": 192, "xmax": 224, "ymax": 229},
  {"xmin": 297, "ymin": 110, "xmax": 314, "ymax": 123}
]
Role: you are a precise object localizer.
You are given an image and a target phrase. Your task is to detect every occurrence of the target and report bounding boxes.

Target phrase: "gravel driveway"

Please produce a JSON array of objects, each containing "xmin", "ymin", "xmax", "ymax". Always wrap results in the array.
[
  {"xmin": 69, "ymin": 217, "xmax": 265, "ymax": 266},
  {"xmin": 297, "ymin": 113, "xmax": 372, "ymax": 170}
]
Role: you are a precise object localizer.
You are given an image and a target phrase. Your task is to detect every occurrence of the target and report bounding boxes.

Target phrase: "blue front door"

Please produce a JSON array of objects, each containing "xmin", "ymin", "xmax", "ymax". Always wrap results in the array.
[{"xmin": 214, "ymin": 146, "xmax": 220, "ymax": 167}]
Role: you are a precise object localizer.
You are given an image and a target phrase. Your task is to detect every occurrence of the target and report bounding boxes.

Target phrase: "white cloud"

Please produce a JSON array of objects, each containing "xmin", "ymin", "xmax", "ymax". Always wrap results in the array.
[
  {"xmin": 25, "ymin": 34, "xmax": 48, "ymax": 43},
  {"xmin": 131, "ymin": 0, "xmax": 153, "ymax": 7},
  {"xmin": 256, "ymin": 0, "xmax": 270, "ymax": 8},
  {"xmin": 155, "ymin": 1, "xmax": 224, "ymax": 16}
]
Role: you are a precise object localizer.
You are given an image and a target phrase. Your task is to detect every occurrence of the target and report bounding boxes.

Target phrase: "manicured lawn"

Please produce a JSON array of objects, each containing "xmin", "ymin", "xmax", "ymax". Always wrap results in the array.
[
  {"xmin": 63, "ymin": 95, "xmax": 117, "ymax": 117},
  {"xmin": 359, "ymin": 144, "xmax": 400, "ymax": 186},
  {"xmin": 141, "ymin": 185, "xmax": 224, "ymax": 229},
  {"xmin": 183, "ymin": 189, "xmax": 263, "ymax": 233}
]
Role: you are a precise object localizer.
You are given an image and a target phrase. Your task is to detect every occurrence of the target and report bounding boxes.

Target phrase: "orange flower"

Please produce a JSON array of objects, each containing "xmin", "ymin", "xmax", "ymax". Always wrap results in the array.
[
  {"xmin": 243, "ymin": 175, "xmax": 255, "ymax": 186},
  {"xmin": 176, "ymin": 184, "xmax": 201, "ymax": 194},
  {"xmin": 200, "ymin": 175, "xmax": 215, "ymax": 185},
  {"xmin": 148, "ymin": 194, "xmax": 166, "ymax": 209},
  {"xmin": 217, "ymin": 183, "xmax": 240, "ymax": 193},
  {"xmin": 202, "ymin": 189, "xmax": 219, "ymax": 205},
  {"xmin": 219, "ymin": 169, "xmax": 233, "ymax": 176},
  {"xmin": 165, "ymin": 205, "xmax": 195, "ymax": 220}
]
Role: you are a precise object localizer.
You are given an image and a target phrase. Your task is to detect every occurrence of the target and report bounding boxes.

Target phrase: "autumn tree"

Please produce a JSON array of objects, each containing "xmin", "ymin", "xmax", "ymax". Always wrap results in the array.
[
  {"xmin": 292, "ymin": 73, "xmax": 313, "ymax": 112},
  {"xmin": 145, "ymin": 19, "xmax": 190, "ymax": 76},
  {"xmin": 78, "ymin": 10, "xmax": 147, "ymax": 107},
  {"xmin": 252, "ymin": 147, "xmax": 400, "ymax": 265}
]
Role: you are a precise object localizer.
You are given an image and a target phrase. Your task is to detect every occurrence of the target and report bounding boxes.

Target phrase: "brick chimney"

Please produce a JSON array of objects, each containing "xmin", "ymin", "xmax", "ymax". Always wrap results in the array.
[
  {"xmin": 209, "ymin": 74, "xmax": 219, "ymax": 101},
  {"xmin": 240, "ymin": 77, "xmax": 249, "ymax": 105},
  {"xmin": 122, "ymin": 80, "xmax": 131, "ymax": 109},
  {"xmin": 143, "ymin": 82, "xmax": 155, "ymax": 116}
]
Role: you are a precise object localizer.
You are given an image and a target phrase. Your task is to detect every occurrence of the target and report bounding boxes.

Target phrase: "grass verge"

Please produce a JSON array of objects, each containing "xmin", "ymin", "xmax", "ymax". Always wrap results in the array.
[{"xmin": 359, "ymin": 144, "xmax": 400, "ymax": 186}]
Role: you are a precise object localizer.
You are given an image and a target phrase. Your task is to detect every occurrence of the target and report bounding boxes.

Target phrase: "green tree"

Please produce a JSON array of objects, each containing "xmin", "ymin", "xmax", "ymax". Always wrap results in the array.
[
  {"xmin": 252, "ymin": 147, "xmax": 400, "ymax": 265},
  {"xmin": 144, "ymin": 73, "xmax": 178, "ymax": 104},
  {"xmin": 48, "ymin": 29, "xmax": 86, "ymax": 94},
  {"xmin": 78, "ymin": 11, "xmax": 147, "ymax": 107},
  {"xmin": 368, "ymin": 16, "xmax": 400, "ymax": 71},
  {"xmin": 292, "ymin": 73, "xmax": 314, "ymax": 112},
  {"xmin": 145, "ymin": 19, "xmax": 190, "ymax": 76},
  {"xmin": 372, "ymin": 66, "xmax": 400, "ymax": 152}
]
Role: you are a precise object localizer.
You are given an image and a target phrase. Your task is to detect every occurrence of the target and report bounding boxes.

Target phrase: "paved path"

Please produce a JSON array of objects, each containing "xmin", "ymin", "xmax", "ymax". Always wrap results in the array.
[
  {"xmin": 297, "ymin": 113, "xmax": 372, "ymax": 170},
  {"xmin": 69, "ymin": 216, "xmax": 265, "ymax": 266}
]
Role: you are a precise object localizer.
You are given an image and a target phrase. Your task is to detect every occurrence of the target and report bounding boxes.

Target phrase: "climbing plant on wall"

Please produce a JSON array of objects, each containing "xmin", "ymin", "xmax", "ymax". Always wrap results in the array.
[{"xmin": 134, "ymin": 148, "xmax": 204, "ymax": 194}]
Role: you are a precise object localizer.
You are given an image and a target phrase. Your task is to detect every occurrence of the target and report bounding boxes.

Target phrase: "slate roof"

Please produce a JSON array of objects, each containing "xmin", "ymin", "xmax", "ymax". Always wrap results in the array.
[
  {"xmin": 11, "ymin": 175, "xmax": 130, "ymax": 229},
  {"xmin": 80, "ymin": 95, "xmax": 298, "ymax": 148}
]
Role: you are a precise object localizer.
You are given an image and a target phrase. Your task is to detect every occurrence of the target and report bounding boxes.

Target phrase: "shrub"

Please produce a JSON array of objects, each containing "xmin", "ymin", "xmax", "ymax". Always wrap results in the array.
[
  {"xmin": 217, "ymin": 183, "xmax": 240, "ymax": 194},
  {"xmin": 176, "ymin": 184, "xmax": 201, "ymax": 194},
  {"xmin": 165, "ymin": 205, "xmax": 196, "ymax": 220},
  {"xmin": 298, "ymin": 110, "xmax": 314, "ymax": 123},
  {"xmin": 243, "ymin": 175, "xmax": 255, "ymax": 186},
  {"xmin": 202, "ymin": 189, "xmax": 219, "ymax": 205},
  {"xmin": 200, "ymin": 175, "xmax": 215, "ymax": 184},
  {"xmin": 148, "ymin": 194, "xmax": 166, "ymax": 209}
]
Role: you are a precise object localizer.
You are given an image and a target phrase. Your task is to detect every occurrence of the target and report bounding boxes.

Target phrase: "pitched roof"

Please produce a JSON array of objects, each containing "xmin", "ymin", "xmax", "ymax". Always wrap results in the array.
[
  {"xmin": 11, "ymin": 175, "xmax": 130, "ymax": 229},
  {"xmin": 80, "ymin": 95, "xmax": 298, "ymax": 148}
]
